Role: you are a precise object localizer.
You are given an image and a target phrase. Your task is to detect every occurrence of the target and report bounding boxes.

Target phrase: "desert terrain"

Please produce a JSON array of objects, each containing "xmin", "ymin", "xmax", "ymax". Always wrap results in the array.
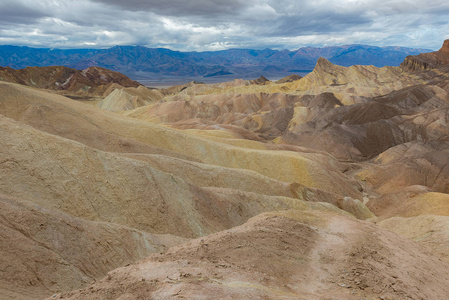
[{"xmin": 1, "ymin": 40, "xmax": 449, "ymax": 300}]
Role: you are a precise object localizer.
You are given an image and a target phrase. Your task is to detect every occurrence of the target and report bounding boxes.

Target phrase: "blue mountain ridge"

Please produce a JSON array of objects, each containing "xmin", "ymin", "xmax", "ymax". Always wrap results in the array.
[{"xmin": 0, "ymin": 44, "xmax": 431, "ymax": 82}]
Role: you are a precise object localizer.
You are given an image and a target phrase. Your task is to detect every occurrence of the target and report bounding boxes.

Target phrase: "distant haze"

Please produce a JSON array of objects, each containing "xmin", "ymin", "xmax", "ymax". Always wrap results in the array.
[{"xmin": 0, "ymin": 0, "xmax": 448, "ymax": 51}]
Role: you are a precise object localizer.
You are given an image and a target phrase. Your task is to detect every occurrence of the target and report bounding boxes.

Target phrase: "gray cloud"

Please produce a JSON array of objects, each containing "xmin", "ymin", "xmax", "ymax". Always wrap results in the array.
[
  {"xmin": 0, "ymin": 0, "xmax": 447, "ymax": 51},
  {"xmin": 0, "ymin": 1, "xmax": 50, "ymax": 25},
  {"xmin": 89, "ymin": 0, "xmax": 249, "ymax": 17}
]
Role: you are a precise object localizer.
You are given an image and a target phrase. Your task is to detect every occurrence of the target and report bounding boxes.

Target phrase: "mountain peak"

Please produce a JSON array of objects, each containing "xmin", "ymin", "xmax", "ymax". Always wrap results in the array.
[
  {"xmin": 439, "ymin": 39, "xmax": 449, "ymax": 55},
  {"xmin": 315, "ymin": 57, "xmax": 335, "ymax": 70},
  {"xmin": 251, "ymin": 75, "xmax": 269, "ymax": 85},
  {"xmin": 313, "ymin": 57, "xmax": 342, "ymax": 74}
]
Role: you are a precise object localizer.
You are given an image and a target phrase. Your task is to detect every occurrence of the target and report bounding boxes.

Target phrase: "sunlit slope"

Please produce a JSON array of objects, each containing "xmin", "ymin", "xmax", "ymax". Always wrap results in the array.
[
  {"xmin": 0, "ymin": 81, "xmax": 362, "ymax": 198},
  {"xmin": 151, "ymin": 57, "xmax": 423, "ymax": 105}
]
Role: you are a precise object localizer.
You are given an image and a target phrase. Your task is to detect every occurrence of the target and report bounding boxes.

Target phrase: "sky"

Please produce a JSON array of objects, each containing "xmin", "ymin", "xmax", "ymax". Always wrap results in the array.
[{"xmin": 0, "ymin": 0, "xmax": 448, "ymax": 51}]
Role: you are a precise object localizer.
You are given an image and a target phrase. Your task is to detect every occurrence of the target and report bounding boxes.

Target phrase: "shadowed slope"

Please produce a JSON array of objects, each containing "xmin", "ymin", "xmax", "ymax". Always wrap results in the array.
[
  {"xmin": 358, "ymin": 139, "xmax": 449, "ymax": 195},
  {"xmin": 125, "ymin": 80, "xmax": 449, "ymax": 161},
  {"xmin": 281, "ymin": 83, "xmax": 449, "ymax": 160},
  {"xmin": 0, "ymin": 194, "xmax": 187, "ymax": 300}
]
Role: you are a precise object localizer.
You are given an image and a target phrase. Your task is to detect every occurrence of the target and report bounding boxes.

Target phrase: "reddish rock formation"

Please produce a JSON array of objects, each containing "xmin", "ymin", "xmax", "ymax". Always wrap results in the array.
[
  {"xmin": 400, "ymin": 39, "xmax": 449, "ymax": 72},
  {"xmin": 0, "ymin": 65, "xmax": 141, "ymax": 97}
]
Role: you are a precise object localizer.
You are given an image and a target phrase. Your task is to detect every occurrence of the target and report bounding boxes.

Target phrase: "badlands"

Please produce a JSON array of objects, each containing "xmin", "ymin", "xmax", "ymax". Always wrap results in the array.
[{"xmin": 1, "ymin": 40, "xmax": 449, "ymax": 299}]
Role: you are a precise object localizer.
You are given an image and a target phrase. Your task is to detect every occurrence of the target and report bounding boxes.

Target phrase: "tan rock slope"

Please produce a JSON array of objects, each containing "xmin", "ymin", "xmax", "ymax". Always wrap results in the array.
[
  {"xmin": 0, "ymin": 82, "xmax": 363, "ymax": 198},
  {"xmin": 1, "ymin": 88, "xmax": 361, "ymax": 239},
  {"xmin": 56, "ymin": 210, "xmax": 449, "ymax": 300},
  {"xmin": 0, "ymin": 193, "xmax": 187, "ymax": 300},
  {"xmin": 3, "ymin": 40, "xmax": 449, "ymax": 300},
  {"xmin": 124, "ymin": 66, "xmax": 447, "ymax": 161},
  {"xmin": 0, "ymin": 81, "xmax": 368, "ymax": 299},
  {"xmin": 169, "ymin": 57, "xmax": 423, "ymax": 105},
  {"xmin": 97, "ymin": 86, "xmax": 163, "ymax": 111}
]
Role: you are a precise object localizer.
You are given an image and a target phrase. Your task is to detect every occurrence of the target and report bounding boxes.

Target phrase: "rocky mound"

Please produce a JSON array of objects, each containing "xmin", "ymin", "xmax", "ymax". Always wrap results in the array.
[
  {"xmin": 126, "ymin": 92, "xmax": 301, "ymax": 140},
  {"xmin": 55, "ymin": 210, "xmax": 449, "ymax": 300},
  {"xmin": 249, "ymin": 75, "xmax": 270, "ymax": 85},
  {"xmin": 276, "ymin": 74, "xmax": 303, "ymax": 83},
  {"xmin": 159, "ymin": 81, "xmax": 205, "ymax": 96},
  {"xmin": 97, "ymin": 86, "xmax": 163, "ymax": 111},
  {"xmin": 287, "ymin": 57, "xmax": 423, "ymax": 104}
]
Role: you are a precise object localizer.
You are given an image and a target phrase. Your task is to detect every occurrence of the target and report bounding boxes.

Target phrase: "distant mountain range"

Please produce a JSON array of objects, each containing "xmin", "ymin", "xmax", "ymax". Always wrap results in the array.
[{"xmin": 0, "ymin": 44, "xmax": 431, "ymax": 84}]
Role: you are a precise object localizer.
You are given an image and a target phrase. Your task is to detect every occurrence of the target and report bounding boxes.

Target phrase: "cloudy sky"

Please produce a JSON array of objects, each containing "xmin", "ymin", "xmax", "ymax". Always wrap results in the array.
[{"xmin": 0, "ymin": 0, "xmax": 448, "ymax": 51}]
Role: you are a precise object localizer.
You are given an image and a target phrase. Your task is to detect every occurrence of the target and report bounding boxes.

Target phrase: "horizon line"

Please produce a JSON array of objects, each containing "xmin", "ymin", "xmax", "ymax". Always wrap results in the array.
[{"xmin": 0, "ymin": 43, "xmax": 435, "ymax": 53}]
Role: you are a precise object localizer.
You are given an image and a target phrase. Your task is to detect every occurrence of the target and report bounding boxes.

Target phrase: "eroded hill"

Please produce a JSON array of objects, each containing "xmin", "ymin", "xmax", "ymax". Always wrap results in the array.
[
  {"xmin": 2, "ymin": 40, "xmax": 449, "ymax": 300},
  {"xmin": 0, "ymin": 65, "xmax": 141, "ymax": 100}
]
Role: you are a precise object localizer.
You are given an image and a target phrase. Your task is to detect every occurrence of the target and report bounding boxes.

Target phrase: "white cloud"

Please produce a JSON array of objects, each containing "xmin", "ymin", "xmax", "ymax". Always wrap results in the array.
[{"xmin": 0, "ymin": 0, "xmax": 447, "ymax": 50}]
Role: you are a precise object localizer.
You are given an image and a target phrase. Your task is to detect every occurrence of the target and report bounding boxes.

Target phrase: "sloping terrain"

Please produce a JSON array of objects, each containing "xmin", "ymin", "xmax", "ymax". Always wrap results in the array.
[
  {"xmin": 1, "ymin": 83, "xmax": 370, "ymax": 239},
  {"xmin": 56, "ymin": 210, "xmax": 449, "ymax": 300},
  {"xmin": 3, "ymin": 40, "xmax": 449, "ymax": 300},
  {"xmin": 97, "ymin": 86, "xmax": 163, "ymax": 111},
  {"xmin": 0, "ymin": 81, "xmax": 368, "ymax": 299},
  {"xmin": 0, "ymin": 193, "xmax": 187, "ymax": 300},
  {"xmin": 124, "ymin": 58, "xmax": 444, "ymax": 162}
]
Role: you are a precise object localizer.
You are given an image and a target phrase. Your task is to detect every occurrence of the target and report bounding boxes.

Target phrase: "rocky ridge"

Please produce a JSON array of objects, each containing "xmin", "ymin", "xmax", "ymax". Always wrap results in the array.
[
  {"xmin": 0, "ymin": 44, "xmax": 429, "ymax": 81},
  {"xmin": 401, "ymin": 39, "xmax": 449, "ymax": 73},
  {"xmin": 0, "ymin": 65, "xmax": 141, "ymax": 99}
]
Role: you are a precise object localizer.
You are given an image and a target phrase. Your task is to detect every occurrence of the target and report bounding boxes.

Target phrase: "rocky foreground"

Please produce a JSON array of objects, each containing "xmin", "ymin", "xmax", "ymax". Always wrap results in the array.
[{"xmin": 1, "ymin": 40, "xmax": 449, "ymax": 300}]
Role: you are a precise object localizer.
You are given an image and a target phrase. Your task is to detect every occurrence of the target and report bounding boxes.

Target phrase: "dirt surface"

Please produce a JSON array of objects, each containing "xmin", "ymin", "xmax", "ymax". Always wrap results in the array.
[{"xmin": 55, "ymin": 211, "xmax": 449, "ymax": 300}]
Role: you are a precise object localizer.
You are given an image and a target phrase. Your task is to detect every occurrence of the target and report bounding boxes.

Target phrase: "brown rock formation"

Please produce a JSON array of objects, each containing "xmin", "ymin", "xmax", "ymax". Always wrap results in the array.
[
  {"xmin": 249, "ymin": 75, "xmax": 270, "ymax": 85},
  {"xmin": 400, "ymin": 39, "xmax": 449, "ymax": 73},
  {"xmin": 0, "ymin": 66, "xmax": 141, "ymax": 98},
  {"xmin": 276, "ymin": 74, "xmax": 303, "ymax": 83}
]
